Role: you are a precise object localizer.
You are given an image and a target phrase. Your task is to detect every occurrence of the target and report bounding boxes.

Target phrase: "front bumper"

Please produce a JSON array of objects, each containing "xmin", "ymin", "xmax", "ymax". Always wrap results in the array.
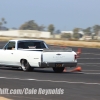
[{"xmin": 39, "ymin": 62, "xmax": 77, "ymax": 68}]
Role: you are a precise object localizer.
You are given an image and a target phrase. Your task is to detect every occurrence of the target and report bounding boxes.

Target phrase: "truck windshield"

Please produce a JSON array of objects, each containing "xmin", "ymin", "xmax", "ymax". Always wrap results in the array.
[{"xmin": 17, "ymin": 41, "xmax": 47, "ymax": 49}]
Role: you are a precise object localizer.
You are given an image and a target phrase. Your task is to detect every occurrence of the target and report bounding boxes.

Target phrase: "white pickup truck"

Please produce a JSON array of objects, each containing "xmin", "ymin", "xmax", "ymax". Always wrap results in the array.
[{"xmin": 0, "ymin": 39, "xmax": 77, "ymax": 73}]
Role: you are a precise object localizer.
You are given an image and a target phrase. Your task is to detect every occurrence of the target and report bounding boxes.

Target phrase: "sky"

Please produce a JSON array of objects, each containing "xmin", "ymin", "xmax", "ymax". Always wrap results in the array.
[{"xmin": 0, "ymin": 0, "xmax": 100, "ymax": 31}]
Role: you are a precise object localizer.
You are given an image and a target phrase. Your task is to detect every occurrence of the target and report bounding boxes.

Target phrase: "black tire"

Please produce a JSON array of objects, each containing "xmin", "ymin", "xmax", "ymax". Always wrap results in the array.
[
  {"xmin": 53, "ymin": 67, "xmax": 65, "ymax": 73},
  {"xmin": 21, "ymin": 60, "xmax": 33, "ymax": 72}
]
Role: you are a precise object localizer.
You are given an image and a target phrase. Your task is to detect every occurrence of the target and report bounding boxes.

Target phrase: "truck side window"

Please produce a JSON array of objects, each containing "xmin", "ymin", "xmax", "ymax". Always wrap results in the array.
[{"xmin": 4, "ymin": 42, "xmax": 15, "ymax": 50}]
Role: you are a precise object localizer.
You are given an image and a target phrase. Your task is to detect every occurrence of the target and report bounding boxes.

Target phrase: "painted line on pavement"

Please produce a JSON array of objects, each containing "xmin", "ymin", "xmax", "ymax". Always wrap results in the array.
[
  {"xmin": 83, "ymin": 70, "xmax": 100, "ymax": 71},
  {"xmin": 85, "ymin": 72, "xmax": 100, "ymax": 74},
  {"xmin": 78, "ymin": 58, "xmax": 100, "ymax": 59},
  {"xmin": 82, "ymin": 53, "xmax": 100, "ymax": 55},
  {"xmin": 0, "ymin": 77, "xmax": 99, "ymax": 86},
  {"xmin": 79, "ymin": 63, "xmax": 100, "ymax": 64}
]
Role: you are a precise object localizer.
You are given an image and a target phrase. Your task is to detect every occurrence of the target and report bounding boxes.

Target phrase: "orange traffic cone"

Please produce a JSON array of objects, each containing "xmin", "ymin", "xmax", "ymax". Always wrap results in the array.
[
  {"xmin": 63, "ymin": 68, "xmax": 67, "ymax": 72},
  {"xmin": 71, "ymin": 66, "xmax": 82, "ymax": 72},
  {"xmin": 76, "ymin": 48, "xmax": 81, "ymax": 55}
]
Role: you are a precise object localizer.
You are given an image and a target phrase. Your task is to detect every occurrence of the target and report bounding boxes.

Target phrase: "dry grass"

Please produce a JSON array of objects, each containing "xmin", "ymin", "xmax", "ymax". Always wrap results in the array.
[
  {"xmin": 42, "ymin": 39, "xmax": 100, "ymax": 48},
  {"xmin": 0, "ymin": 37, "xmax": 14, "ymax": 41},
  {"xmin": 0, "ymin": 97, "xmax": 11, "ymax": 100},
  {"xmin": 0, "ymin": 36, "xmax": 100, "ymax": 48}
]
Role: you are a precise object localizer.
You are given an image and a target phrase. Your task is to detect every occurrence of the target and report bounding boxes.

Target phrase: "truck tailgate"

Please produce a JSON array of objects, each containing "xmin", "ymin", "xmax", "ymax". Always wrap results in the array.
[{"xmin": 42, "ymin": 52, "xmax": 76, "ymax": 62}]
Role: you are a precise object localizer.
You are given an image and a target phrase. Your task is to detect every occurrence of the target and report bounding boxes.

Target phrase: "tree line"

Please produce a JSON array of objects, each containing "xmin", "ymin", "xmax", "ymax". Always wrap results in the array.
[
  {"xmin": 18, "ymin": 20, "xmax": 100, "ymax": 39},
  {"xmin": 19, "ymin": 20, "xmax": 55, "ymax": 35},
  {"xmin": 1, "ymin": 18, "xmax": 100, "ymax": 39},
  {"xmin": 0, "ymin": 18, "xmax": 7, "ymax": 30},
  {"xmin": 62, "ymin": 26, "xmax": 100, "ymax": 39}
]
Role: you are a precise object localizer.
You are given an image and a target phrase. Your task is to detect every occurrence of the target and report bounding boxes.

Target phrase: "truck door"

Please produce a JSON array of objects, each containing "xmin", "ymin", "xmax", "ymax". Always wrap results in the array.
[{"xmin": 1, "ymin": 41, "xmax": 18, "ymax": 66}]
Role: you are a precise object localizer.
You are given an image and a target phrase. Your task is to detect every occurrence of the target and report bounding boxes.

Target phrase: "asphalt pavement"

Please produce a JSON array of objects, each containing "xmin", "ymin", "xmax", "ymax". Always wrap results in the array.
[{"xmin": 0, "ymin": 41, "xmax": 100, "ymax": 100}]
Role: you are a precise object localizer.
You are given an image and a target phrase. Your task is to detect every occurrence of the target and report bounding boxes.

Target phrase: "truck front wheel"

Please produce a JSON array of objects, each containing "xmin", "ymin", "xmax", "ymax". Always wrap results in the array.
[
  {"xmin": 21, "ymin": 60, "xmax": 33, "ymax": 72},
  {"xmin": 53, "ymin": 67, "xmax": 65, "ymax": 73}
]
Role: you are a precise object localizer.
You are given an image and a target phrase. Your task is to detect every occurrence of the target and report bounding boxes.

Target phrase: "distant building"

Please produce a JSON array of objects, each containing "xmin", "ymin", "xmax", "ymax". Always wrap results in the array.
[
  {"xmin": 61, "ymin": 31, "xmax": 84, "ymax": 35},
  {"xmin": 61, "ymin": 31, "xmax": 73, "ymax": 35}
]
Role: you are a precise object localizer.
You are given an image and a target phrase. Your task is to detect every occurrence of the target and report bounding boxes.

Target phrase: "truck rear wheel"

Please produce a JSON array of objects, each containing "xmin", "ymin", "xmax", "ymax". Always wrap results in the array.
[
  {"xmin": 21, "ymin": 60, "xmax": 33, "ymax": 72},
  {"xmin": 53, "ymin": 67, "xmax": 65, "ymax": 73}
]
